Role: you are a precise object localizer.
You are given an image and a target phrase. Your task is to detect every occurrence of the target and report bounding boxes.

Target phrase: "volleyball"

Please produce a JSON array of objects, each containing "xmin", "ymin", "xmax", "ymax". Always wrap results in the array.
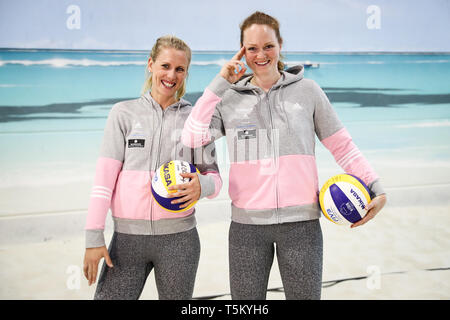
[
  {"xmin": 151, "ymin": 160, "xmax": 199, "ymax": 213},
  {"xmin": 319, "ymin": 174, "xmax": 372, "ymax": 226}
]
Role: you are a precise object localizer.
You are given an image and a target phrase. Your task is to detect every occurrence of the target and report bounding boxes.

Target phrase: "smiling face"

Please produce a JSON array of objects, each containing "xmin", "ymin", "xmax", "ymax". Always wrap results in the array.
[
  {"xmin": 148, "ymin": 47, "xmax": 189, "ymax": 104},
  {"xmin": 242, "ymin": 24, "xmax": 282, "ymax": 77}
]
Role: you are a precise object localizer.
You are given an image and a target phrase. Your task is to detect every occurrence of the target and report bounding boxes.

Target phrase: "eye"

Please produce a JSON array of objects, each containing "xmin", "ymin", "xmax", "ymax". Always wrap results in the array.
[
  {"xmin": 176, "ymin": 66, "xmax": 185, "ymax": 72},
  {"xmin": 161, "ymin": 64, "xmax": 169, "ymax": 69},
  {"xmin": 247, "ymin": 47, "xmax": 256, "ymax": 52},
  {"xmin": 264, "ymin": 44, "xmax": 275, "ymax": 50}
]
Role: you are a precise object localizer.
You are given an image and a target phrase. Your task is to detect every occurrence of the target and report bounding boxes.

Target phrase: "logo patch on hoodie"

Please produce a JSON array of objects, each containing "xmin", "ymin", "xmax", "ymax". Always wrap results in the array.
[
  {"xmin": 128, "ymin": 139, "xmax": 145, "ymax": 148},
  {"xmin": 237, "ymin": 129, "xmax": 257, "ymax": 140}
]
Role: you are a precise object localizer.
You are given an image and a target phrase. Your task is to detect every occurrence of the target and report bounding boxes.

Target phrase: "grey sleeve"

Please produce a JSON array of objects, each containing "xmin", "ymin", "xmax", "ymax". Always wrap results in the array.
[
  {"xmin": 311, "ymin": 81, "xmax": 386, "ymax": 198},
  {"xmin": 192, "ymin": 140, "xmax": 221, "ymax": 199},
  {"xmin": 99, "ymin": 103, "xmax": 127, "ymax": 161},
  {"xmin": 208, "ymin": 73, "xmax": 232, "ymax": 98},
  {"xmin": 86, "ymin": 230, "xmax": 106, "ymax": 248},
  {"xmin": 368, "ymin": 180, "xmax": 386, "ymax": 198},
  {"xmin": 85, "ymin": 104, "xmax": 127, "ymax": 249},
  {"xmin": 311, "ymin": 81, "xmax": 344, "ymax": 141},
  {"xmin": 207, "ymin": 74, "xmax": 229, "ymax": 141},
  {"xmin": 209, "ymin": 104, "xmax": 226, "ymax": 142}
]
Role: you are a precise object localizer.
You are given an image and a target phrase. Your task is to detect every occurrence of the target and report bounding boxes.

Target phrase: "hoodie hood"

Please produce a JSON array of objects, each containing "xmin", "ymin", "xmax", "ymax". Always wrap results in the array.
[
  {"xmin": 230, "ymin": 64, "xmax": 304, "ymax": 92},
  {"xmin": 175, "ymin": 97, "xmax": 193, "ymax": 109},
  {"xmin": 141, "ymin": 91, "xmax": 192, "ymax": 166},
  {"xmin": 142, "ymin": 91, "xmax": 192, "ymax": 110},
  {"xmin": 229, "ymin": 65, "xmax": 305, "ymax": 136}
]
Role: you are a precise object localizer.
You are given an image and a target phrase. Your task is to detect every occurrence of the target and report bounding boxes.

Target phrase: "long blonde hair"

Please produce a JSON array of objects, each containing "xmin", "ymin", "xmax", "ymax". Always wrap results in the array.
[{"xmin": 141, "ymin": 35, "xmax": 192, "ymax": 100}]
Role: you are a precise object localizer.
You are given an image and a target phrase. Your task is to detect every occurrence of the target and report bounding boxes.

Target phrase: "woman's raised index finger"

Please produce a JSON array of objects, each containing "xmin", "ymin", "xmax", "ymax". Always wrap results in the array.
[{"xmin": 232, "ymin": 47, "xmax": 245, "ymax": 61}]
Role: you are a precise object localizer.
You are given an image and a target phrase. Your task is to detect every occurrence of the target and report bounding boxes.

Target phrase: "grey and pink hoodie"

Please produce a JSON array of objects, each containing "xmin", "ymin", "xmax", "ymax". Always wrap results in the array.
[
  {"xmin": 182, "ymin": 65, "xmax": 385, "ymax": 225},
  {"xmin": 85, "ymin": 93, "xmax": 222, "ymax": 248}
]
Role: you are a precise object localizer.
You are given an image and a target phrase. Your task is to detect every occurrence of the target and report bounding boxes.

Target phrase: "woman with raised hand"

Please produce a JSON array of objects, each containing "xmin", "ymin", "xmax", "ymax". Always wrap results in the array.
[
  {"xmin": 83, "ymin": 35, "xmax": 222, "ymax": 300},
  {"xmin": 182, "ymin": 12, "xmax": 386, "ymax": 299}
]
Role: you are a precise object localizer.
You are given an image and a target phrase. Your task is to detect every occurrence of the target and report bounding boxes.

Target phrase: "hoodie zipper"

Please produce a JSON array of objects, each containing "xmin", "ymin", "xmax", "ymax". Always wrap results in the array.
[
  {"xmin": 265, "ymin": 90, "xmax": 280, "ymax": 223},
  {"xmin": 150, "ymin": 107, "xmax": 167, "ymax": 235}
]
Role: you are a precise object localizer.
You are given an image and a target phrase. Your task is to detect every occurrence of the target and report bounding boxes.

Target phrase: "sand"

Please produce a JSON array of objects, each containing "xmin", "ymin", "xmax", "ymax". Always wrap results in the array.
[
  {"xmin": 1, "ymin": 151, "xmax": 449, "ymax": 300},
  {"xmin": 1, "ymin": 203, "xmax": 449, "ymax": 300}
]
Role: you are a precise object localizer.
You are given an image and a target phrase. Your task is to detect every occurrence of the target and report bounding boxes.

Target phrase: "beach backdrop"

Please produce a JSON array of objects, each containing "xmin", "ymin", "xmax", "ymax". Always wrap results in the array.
[
  {"xmin": 0, "ymin": 49, "xmax": 449, "ymax": 299},
  {"xmin": 0, "ymin": 0, "xmax": 449, "ymax": 300}
]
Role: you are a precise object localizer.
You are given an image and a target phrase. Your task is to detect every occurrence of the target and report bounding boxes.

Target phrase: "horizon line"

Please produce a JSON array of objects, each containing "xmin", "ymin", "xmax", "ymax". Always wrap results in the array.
[{"xmin": 1, "ymin": 47, "xmax": 450, "ymax": 55}]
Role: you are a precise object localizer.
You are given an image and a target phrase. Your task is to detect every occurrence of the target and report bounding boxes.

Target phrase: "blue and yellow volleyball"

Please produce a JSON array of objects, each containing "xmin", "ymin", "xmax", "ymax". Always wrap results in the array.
[
  {"xmin": 151, "ymin": 160, "xmax": 199, "ymax": 213},
  {"xmin": 319, "ymin": 173, "xmax": 372, "ymax": 226}
]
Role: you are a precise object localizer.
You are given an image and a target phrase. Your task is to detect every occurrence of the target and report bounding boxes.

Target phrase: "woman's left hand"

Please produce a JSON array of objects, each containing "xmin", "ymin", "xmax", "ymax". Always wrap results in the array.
[
  {"xmin": 167, "ymin": 173, "xmax": 201, "ymax": 209},
  {"xmin": 350, "ymin": 194, "xmax": 387, "ymax": 228}
]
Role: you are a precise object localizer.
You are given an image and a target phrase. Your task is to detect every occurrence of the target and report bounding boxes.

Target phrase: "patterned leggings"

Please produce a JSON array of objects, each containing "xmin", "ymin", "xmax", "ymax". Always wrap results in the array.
[
  {"xmin": 228, "ymin": 219, "xmax": 323, "ymax": 300},
  {"xmin": 94, "ymin": 228, "xmax": 200, "ymax": 300}
]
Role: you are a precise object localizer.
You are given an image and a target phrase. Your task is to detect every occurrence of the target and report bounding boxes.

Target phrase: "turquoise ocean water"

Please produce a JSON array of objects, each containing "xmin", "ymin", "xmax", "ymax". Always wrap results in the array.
[{"xmin": 0, "ymin": 50, "xmax": 449, "ymax": 204}]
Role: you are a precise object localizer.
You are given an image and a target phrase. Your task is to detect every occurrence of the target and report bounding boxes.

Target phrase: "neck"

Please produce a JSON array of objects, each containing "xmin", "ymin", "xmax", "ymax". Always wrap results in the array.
[
  {"xmin": 251, "ymin": 70, "xmax": 281, "ymax": 92},
  {"xmin": 150, "ymin": 91, "xmax": 177, "ymax": 110}
]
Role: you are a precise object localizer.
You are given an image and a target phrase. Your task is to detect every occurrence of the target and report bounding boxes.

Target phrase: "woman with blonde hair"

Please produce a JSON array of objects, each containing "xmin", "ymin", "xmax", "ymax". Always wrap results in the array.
[
  {"xmin": 83, "ymin": 35, "xmax": 222, "ymax": 300},
  {"xmin": 182, "ymin": 12, "xmax": 386, "ymax": 299}
]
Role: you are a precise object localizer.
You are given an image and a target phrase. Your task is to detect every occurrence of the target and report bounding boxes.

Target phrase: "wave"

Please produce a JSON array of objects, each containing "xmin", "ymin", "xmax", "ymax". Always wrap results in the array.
[
  {"xmin": 396, "ymin": 120, "xmax": 450, "ymax": 128},
  {"xmin": 0, "ymin": 58, "xmax": 230, "ymax": 68},
  {"xmin": 285, "ymin": 60, "xmax": 384, "ymax": 66},
  {"xmin": 0, "ymin": 58, "xmax": 146, "ymax": 67},
  {"xmin": 286, "ymin": 60, "xmax": 450, "ymax": 66},
  {"xmin": 1, "ymin": 57, "xmax": 448, "ymax": 69},
  {"xmin": 191, "ymin": 59, "xmax": 228, "ymax": 66},
  {"xmin": 191, "ymin": 59, "xmax": 449, "ymax": 66},
  {"xmin": 0, "ymin": 84, "xmax": 35, "ymax": 88},
  {"xmin": 406, "ymin": 59, "xmax": 450, "ymax": 64}
]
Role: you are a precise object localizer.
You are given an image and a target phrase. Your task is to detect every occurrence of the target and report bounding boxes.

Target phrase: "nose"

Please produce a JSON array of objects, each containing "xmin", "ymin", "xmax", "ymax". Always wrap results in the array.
[
  {"xmin": 167, "ymin": 68, "xmax": 177, "ymax": 80},
  {"xmin": 256, "ymin": 50, "xmax": 266, "ymax": 59}
]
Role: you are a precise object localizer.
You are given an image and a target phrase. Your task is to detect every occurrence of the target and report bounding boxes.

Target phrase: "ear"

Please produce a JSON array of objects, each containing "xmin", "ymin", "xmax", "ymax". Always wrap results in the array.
[{"xmin": 147, "ymin": 58, "xmax": 153, "ymax": 73}]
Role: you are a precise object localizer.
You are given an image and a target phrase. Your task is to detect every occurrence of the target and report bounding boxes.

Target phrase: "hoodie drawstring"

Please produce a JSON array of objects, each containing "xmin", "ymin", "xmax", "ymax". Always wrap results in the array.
[
  {"xmin": 252, "ymin": 89, "xmax": 272, "ymax": 143},
  {"xmin": 277, "ymin": 84, "xmax": 292, "ymax": 135},
  {"xmin": 173, "ymin": 102, "xmax": 182, "ymax": 160}
]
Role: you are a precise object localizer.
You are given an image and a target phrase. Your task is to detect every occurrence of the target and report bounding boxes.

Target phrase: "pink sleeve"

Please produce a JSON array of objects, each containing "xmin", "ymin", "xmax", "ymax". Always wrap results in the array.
[
  {"xmin": 85, "ymin": 157, "xmax": 123, "ymax": 230},
  {"xmin": 182, "ymin": 88, "xmax": 222, "ymax": 148},
  {"xmin": 321, "ymin": 128, "xmax": 379, "ymax": 186}
]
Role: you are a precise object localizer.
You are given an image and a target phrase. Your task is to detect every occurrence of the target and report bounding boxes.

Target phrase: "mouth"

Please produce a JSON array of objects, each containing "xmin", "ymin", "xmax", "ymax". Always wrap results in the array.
[
  {"xmin": 254, "ymin": 60, "xmax": 270, "ymax": 66},
  {"xmin": 161, "ymin": 80, "xmax": 176, "ymax": 89}
]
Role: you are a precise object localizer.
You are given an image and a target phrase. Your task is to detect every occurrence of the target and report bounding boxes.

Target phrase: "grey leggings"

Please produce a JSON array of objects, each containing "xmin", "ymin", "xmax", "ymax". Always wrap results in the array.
[
  {"xmin": 94, "ymin": 228, "xmax": 200, "ymax": 300},
  {"xmin": 229, "ymin": 219, "xmax": 323, "ymax": 300}
]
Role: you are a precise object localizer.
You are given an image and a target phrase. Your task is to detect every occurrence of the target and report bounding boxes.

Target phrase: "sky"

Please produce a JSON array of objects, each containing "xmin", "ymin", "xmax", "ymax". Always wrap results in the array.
[{"xmin": 0, "ymin": 0, "xmax": 449, "ymax": 52}]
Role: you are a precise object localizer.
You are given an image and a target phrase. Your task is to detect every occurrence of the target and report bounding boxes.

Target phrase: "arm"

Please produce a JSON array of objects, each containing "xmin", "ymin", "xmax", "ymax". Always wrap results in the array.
[
  {"xmin": 181, "ymin": 75, "xmax": 229, "ymax": 148},
  {"xmin": 83, "ymin": 104, "xmax": 126, "ymax": 285},
  {"xmin": 85, "ymin": 157, "xmax": 122, "ymax": 248},
  {"xmin": 168, "ymin": 140, "xmax": 223, "ymax": 208},
  {"xmin": 313, "ymin": 81, "xmax": 386, "ymax": 226},
  {"xmin": 320, "ymin": 128, "xmax": 384, "ymax": 197},
  {"xmin": 182, "ymin": 47, "xmax": 247, "ymax": 148}
]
